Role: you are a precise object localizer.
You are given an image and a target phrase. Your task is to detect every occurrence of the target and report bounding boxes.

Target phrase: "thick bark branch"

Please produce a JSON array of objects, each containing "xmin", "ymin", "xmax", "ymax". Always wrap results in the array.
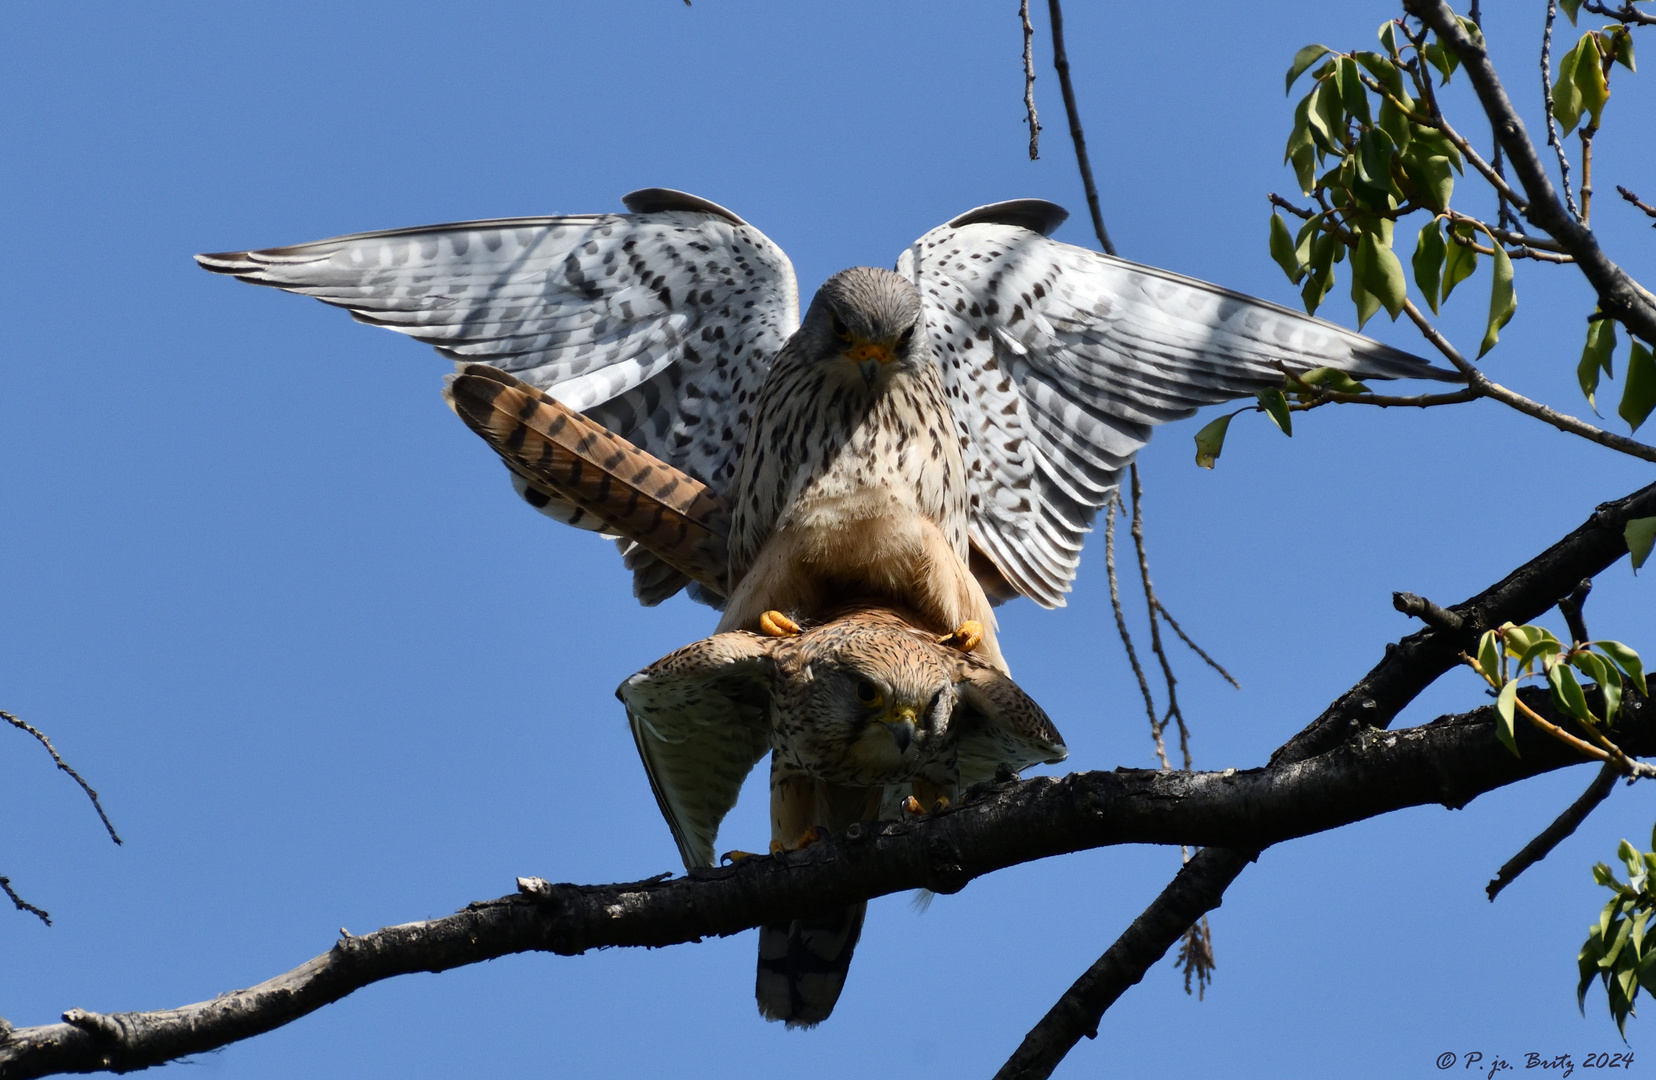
[
  {"xmin": 1000, "ymin": 478, "xmax": 1656, "ymax": 1079},
  {"xmin": 2, "ymin": 683, "xmax": 1650, "ymax": 1079},
  {"xmin": 1409, "ymin": 0, "xmax": 1656, "ymax": 344}
]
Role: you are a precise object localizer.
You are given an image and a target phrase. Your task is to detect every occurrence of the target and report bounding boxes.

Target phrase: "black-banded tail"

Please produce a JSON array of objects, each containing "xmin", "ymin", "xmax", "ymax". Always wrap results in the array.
[{"xmin": 756, "ymin": 902, "xmax": 867, "ymax": 1028}]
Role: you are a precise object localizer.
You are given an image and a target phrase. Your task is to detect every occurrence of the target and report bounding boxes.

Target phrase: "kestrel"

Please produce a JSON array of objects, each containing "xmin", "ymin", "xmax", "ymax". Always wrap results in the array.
[
  {"xmin": 197, "ymin": 189, "xmax": 1456, "ymax": 665},
  {"xmin": 616, "ymin": 606, "xmax": 1066, "ymax": 1026}
]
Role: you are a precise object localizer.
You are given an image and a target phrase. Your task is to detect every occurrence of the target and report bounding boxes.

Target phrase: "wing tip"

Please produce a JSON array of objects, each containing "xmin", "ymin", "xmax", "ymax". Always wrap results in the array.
[
  {"xmin": 621, "ymin": 188, "xmax": 749, "ymax": 227},
  {"xmin": 946, "ymin": 199, "xmax": 1070, "ymax": 237}
]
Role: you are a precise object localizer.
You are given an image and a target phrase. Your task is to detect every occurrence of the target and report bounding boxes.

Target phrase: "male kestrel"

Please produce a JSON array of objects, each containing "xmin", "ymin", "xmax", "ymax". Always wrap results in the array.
[
  {"xmin": 197, "ymin": 189, "xmax": 1456, "ymax": 667},
  {"xmin": 616, "ymin": 606, "xmax": 1066, "ymax": 1026}
]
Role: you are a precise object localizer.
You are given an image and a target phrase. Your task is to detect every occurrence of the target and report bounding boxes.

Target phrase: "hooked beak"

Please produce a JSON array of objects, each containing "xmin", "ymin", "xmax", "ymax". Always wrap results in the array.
[
  {"xmin": 846, "ymin": 338, "xmax": 895, "ymax": 387},
  {"xmin": 883, "ymin": 706, "xmax": 918, "ymax": 754}
]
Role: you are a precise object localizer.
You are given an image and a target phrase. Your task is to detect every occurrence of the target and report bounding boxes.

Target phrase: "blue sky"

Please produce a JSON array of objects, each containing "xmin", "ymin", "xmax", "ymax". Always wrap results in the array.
[{"xmin": 3, "ymin": 2, "xmax": 1654, "ymax": 1076}]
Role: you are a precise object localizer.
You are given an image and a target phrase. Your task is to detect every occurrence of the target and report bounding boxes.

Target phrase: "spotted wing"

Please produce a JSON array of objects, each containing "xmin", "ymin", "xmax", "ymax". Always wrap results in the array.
[
  {"xmin": 897, "ymin": 201, "xmax": 1460, "ymax": 608},
  {"xmin": 199, "ymin": 189, "xmax": 796, "ymax": 602},
  {"xmin": 948, "ymin": 655, "xmax": 1067, "ymax": 791},
  {"xmin": 616, "ymin": 632, "xmax": 776, "ymax": 869},
  {"xmin": 447, "ymin": 364, "xmax": 732, "ymax": 602}
]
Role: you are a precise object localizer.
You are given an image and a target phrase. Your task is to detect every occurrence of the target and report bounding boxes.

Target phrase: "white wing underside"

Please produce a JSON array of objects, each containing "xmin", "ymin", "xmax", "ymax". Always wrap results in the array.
[{"xmin": 897, "ymin": 212, "xmax": 1457, "ymax": 608}]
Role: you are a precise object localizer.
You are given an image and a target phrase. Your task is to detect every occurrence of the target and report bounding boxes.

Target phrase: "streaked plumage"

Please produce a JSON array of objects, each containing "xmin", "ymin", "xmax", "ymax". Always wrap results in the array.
[
  {"xmin": 616, "ymin": 606, "xmax": 1065, "ymax": 1026},
  {"xmin": 198, "ymin": 189, "xmax": 1456, "ymax": 624}
]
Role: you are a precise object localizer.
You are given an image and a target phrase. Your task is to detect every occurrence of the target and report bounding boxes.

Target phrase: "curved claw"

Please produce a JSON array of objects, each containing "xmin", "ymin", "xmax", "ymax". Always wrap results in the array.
[
  {"xmin": 938, "ymin": 619, "xmax": 984, "ymax": 653},
  {"xmin": 722, "ymin": 849, "xmax": 768, "ymax": 864},
  {"xmin": 759, "ymin": 610, "xmax": 803, "ymax": 637},
  {"xmin": 903, "ymin": 795, "xmax": 924, "ymax": 816}
]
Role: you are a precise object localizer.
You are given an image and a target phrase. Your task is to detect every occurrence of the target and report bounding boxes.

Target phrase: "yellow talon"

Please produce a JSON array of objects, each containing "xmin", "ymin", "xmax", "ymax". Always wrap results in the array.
[
  {"xmin": 939, "ymin": 620, "xmax": 984, "ymax": 653},
  {"xmin": 768, "ymin": 838, "xmax": 786, "ymax": 855},
  {"xmin": 903, "ymin": 795, "xmax": 924, "ymax": 815},
  {"xmin": 796, "ymin": 825, "xmax": 829, "ymax": 849},
  {"xmin": 759, "ymin": 610, "xmax": 802, "ymax": 637},
  {"xmin": 933, "ymin": 796, "xmax": 951, "ymax": 814},
  {"xmin": 722, "ymin": 849, "xmax": 767, "ymax": 864}
]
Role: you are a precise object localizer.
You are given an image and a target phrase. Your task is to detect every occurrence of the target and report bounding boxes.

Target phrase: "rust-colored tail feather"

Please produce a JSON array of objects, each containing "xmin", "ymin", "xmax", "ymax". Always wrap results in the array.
[{"xmin": 447, "ymin": 364, "xmax": 731, "ymax": 597}]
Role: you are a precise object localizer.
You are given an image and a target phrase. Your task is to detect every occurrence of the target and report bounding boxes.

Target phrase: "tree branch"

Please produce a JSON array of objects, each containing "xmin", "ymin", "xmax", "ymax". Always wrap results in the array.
[
  {"xmin": 2, "ymin": 684, "xmax": 1650, "ymax": 1079},
  {"xmin": 3, "ymin": 711, "xmax": 121, "ymax": 847},
  {"xmin": 1046, "ymin": 0, "xmax": 1114, "ymax": 255},
  {"xmin": 1020, "ymin": 0, "xmax": 1040, "ymax": 160},
  {"xmin": 1487, "ymin": 760, "xmax": 1620, "ymax": 901},
  {"xmin": 1410, "ymin": 0, "xmax": 1656, "ymax": 344},
  {"xmin": 8, "ymin": 479, "xmax": 1654, "ymax": 1079}
]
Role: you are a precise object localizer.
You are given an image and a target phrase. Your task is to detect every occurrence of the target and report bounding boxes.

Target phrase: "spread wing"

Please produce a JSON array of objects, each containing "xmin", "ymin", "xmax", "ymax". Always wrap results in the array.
[
  {"xmin": 616, "ymin": 632, "xmax": 776, "ymax": 869},
  {"xmin": 446, "ymin": 365, "xmax": 732, "ymax": 602},
  {"xmin": 199, "ymin": 189, "xmax": 796, "ymax": 604},
  {"xmin": 948, "ymin": 657, "xmax": 1067, "ymax": 791},
  {"xmin": 897, "ymin": 201, "xmax": 1461, "ymax": 608}
]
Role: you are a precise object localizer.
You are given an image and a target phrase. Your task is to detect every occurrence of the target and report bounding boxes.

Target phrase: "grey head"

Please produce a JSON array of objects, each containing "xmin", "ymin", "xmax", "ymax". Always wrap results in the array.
[{"xmin": 795, "ymin": 266, "xmax": 929, "ymax": 389}]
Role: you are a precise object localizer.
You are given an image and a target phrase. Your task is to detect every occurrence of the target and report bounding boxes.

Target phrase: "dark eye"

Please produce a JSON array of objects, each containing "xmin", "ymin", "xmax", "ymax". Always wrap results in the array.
[
  {"xmin": 831, "ymin": 315, "xmax": 852, "ymax": 341},
  {"xmin": 855, "ymin": 679, "xmax": 881, "ymax": 706},
  {"xmin": 897, "ymin": 326, "xmax": 915, "ymax": 347}
]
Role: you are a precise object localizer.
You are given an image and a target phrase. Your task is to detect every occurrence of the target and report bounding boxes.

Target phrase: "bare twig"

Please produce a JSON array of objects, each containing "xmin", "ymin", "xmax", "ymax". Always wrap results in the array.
[
  {"xmin": 3, "ymin": 711, "xmax": 121, "ymax": 846},
  {"xmin": 1583, "ymin": 0, "xmax": 1656, "ymax": 27},
  {"xmin": 1128, "ymin": 466, "xmax": 1193, "ymax": 770},
  {"xmin": 1618, "ymin": 186, "xmax": 1656, "ymax": 224},
  {"xmin": 992, "ymin": 847, "xmax": 1254, "ymax": 1080},
  {"xmin": 1541, "ymin": 0, "xmax": 1582, "ymax": 221},
  {"xmin": 1393, "ymin": 590, "xmax": 1466, "ymax": 633},
  {"xmin": 1020, "ymin": 0, "xmax": 1040, "ymax": 160},
  {"xmin": 1399, "ymin": 297, "xmax": 1656, "ymax": 464},
  {"xmin": 1581, "ymin": 124, "xmax": 1598, "ymax": 226},
  {"xmin": 1487, "ymin": 760, "xmax": 1619, "ymax": 900},
  {"xmin": 1557, "ymin": 577, "xmax": 1593, "ymax": 645},
  {"xmin": 1104, "ymin": 495, "xmax": 1165, "ymax": 766},
  {"xmin": 1, "ymin": 877, "xmax": 51, "ymax": 927},
  {"xmin": 1047, "ymin": 0, "xmax": 1114, "ymax": 255},
  {"xmin": 1152, "ymin": 600, "xmax": 1240, "ymax": 689}
]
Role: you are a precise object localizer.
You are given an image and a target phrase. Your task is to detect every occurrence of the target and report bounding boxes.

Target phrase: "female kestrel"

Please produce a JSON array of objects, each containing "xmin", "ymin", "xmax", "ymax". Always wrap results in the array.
[{"xmin": 616, "ymin": 606, "xmax": 1066, "ymax": 1026}]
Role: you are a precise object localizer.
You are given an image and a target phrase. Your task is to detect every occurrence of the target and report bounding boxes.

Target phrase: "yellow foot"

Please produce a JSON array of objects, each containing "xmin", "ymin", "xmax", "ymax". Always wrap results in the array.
[
  {"xmin": 721, "ymin": 849, "xmax": 767, "ymax": 864},
  {"xmin": 938, "ymin": 620, "xmax": 984, "ymax": 653},
  {"xmin": 759, "ymin": 610, "xmax": 802, "ymax": 637},
  {"xmin": 903, "ymin": 795, "xmax": 950, "ymax": 816},
  {"xmin": 771, "ymin": 826, "xmax": 829, "ymax": 854}
]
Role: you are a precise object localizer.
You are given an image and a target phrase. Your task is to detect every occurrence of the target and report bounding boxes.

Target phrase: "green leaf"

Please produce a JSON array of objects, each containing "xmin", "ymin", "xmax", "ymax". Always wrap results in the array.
[
  {"xmin": 1354, "ymin": 128, "xmax": 1397, "ymax": 200},
  {"xmin": 1442, "ymin": 224, "xmax": 1477, "ymax": 305},
  {"xmin": 1193, "ymin": 412, "xmax": 1233, "ymax": 469},
  {"xmin": 1379, "ymin": 20, "xmax": 1402, "ymax": 56},
  {"xmin": 1478, "ymin": 630, "xmax": 1503, "ymax": 685},
  {"xmin": 1290, "ymin": 145, "xmax": 1316, "ymax": 196},
  {"xmin": 1295, "ymin": 367, "xmax": 1370, "ymax": 394},
  {"xmin": 1310, "ymin": 81, "xmax": 1346, "ymax": 155},
  {"xmin": 1549, "ymin": 660, "xmax": 1598, "ymax": 725},
  {"xmin": 1423, "ymin": 39, "xmax": 1457, "ymax": 84},
  {"xmin": 1269, "ymin": 213, "xmax": 1304, "ymax": 284},
  {"xmin": 1560, "ymin": 0, "xmax": 1582, "ymax": 24},
  {"xmin": 1350, "ymin": 274, "xmax": 1381, "ymax": 330},
  {"xmin": 1413, "ymin": 220, "xmax": 1446, "ymax": 314},
  {"xmin": 1293, "ymin": 215, "xmax": 1322, "ymax": 265},
  {"xmin": 1339, "ymin": 56, "xmax": 1371, "ymax": 126},
  {"xmin": 1597, "ymin": 640, "xmax": 1648, "ymax": 697},
  {"xmin": 1575, "ymin": 34, "xmax": 1610, "ymax": 128},
  {"xmin": 1403, "ymin": 152, "xmax": 1455, "ymax": 212},
  {"xmin": 1596, "ymin": 862, "xmax": 1620, "ymax": 888},
  {"xmin": 1354, "ymin": 229, "xmax": 1407, "ymax": 320},
  {"xmin": 1626, "ymin": 517, "xmax": 1656, "ymax": 574},
  {"xmin": 1409, "ymin": 126, "xmax": 1463, "ymax": 173},
  {"xmin": 1555, "ymin": 41, "xmax": 1586, "ymax": 134},
  {"xmin": 1518, "ymin": 634, "xmax": 1564, "ymax": 673},
  {"xmin": 1504, "ymin": 623, "xmax": 1541, "ymax": 658},
  {"xmin": 1575, "ymin": 651, "xmax": 1621, "ymax": 724},
  {"xmin": 1258, "ymin": 386, "xmax": 1293, "ymax": 436},
  {"xmin": 1301, "ymin": 232, "xmax": 1338, "ymax": 315},
  {"xmin": 1285, "ymin": 94, "xmax": 1314, "ymax": 162},
  {"xmin": 1495, "ymin": 680, "xmax": 1521, "ymax": 756},
  {"xmin": 1478, "ymin": 239, "xmax": 1515, "ymax": 357},
  {"xmin": 1619, "ymin": 338, "xmax": 1656, "ymax": 433},
  {"xmin": 1286, "ymin": 44, "xmax": 1333, "ymax": 94},
  {"xmin": 1613, "ymin": 30, "xmax": 1635, "ymax": 73},
  {"xmin": 1377, "ymin": 96, "xmax": 1412, "ymax": 153},
  {"xmin": 1579, "ymin": 316, "xmax": 1618, "ymax": 412}
]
